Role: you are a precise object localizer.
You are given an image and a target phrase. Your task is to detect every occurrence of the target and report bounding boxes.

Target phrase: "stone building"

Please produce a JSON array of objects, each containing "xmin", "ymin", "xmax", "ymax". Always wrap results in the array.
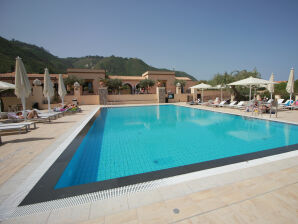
[{"xmin": 0, "ymin": 69, "xmax": 196, "ymax": 95}]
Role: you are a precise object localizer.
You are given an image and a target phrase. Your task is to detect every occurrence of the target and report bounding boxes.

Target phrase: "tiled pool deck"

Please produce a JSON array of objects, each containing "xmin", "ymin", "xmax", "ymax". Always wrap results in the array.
[{"xmin": 0, "ymin": 103, "xmax": 297, "ymax": 223}]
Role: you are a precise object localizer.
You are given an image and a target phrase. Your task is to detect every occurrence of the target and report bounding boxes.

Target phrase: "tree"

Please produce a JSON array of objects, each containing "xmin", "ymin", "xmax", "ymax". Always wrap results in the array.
[
  {"xmin": 63, "ymin": 75, "xmax": 83, "ymax": 93},
  {"xmin": 174, "ymin": 79, "xmax": 186, "ymax": 87},
  {"xmin": 139, "ymin": 79, "xmax": 155, "ymax": 93},
  {"xmin": 208, "ymin": 69, "xmax": 261, "ymax": 100},
  {"xmin": 106, "ymin": 79, "xmax": 123, "ymax": 94}
]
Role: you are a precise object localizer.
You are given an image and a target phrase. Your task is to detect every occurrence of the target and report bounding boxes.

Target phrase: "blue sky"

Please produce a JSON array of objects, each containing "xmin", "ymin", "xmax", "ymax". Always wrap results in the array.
[{"xmin": 0, "ymin": 0, "xmax": 297, "ymax": 80}]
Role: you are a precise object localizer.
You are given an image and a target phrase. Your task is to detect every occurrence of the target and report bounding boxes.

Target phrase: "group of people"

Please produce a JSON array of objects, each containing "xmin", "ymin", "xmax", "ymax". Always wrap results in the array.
[
  {"xmin": 11, "ymin": 103, "xmax": 81, "ymax": 120},
  {"xmin": 54, "ymin": 103, "xmax": 81, "ymax": 112}
]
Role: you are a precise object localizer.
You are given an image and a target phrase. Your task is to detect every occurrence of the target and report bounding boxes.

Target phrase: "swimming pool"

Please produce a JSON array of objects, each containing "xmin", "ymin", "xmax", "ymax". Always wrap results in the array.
[{"xmin": 21, "ymin": 105, "xmax": 298, "ymax": 205}]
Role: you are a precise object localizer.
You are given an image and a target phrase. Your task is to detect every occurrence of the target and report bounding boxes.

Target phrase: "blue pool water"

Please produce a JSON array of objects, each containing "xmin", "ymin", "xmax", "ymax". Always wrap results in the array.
[{"xmin": 55, "ymin": 105, "xmax": 298, "ymax": 189}]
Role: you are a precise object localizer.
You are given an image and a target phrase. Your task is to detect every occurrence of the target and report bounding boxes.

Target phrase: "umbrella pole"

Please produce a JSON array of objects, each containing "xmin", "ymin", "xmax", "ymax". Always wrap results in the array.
[
  {"xmin": 202, "ymin": 89, "xmax": 204, "ymax": 103},
  {"xmin": 47, "ymin": 95, "xmax": 51, "ymax": 113},
  {"xmin": 221, "ymin": 88, "xmax": 223, "ymax": 102},
  {"xmin": 21, "ymin": 96, "xmax": 26, "ymax": 120},
  {"xmin": 62, "ymin": 97, "xmax": 64, "ymax": 107},
  {"xmin": 249, "ymin": 85, "xmax": 252, "ymax": 101},
  {"xmin": 270, "ymin": 92, "xmax": 272, "ymax": 100}
]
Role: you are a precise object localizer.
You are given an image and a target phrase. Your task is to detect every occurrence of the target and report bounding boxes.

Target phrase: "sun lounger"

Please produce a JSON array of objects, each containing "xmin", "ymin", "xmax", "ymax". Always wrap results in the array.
[
  {"xmin": 277, "ymin": 99, "xmax": 284, "ymax": 105},
  {"xmin": 32, "ymin": 109, "xmax": 62, "ymax": 118},
  {"xmin": 285, "ymin": 100, "xmax": 298, "ymax": 110},
  {"xmin": 211, "ymin": 100, "xmax": 226, "ymax": 107},
  {"xmin": 278, "ymin": 100, "xmax": 294, "ymax": 110},
  {"xmin": 0, "ymin": 124, "xmax": 28, "ymax": 133},
  {"xmin": 8, "ymin": 112, "xmax": 53, "ymax": 122},
  {"xmin": 224, "ymin": 101, "xmax": 237, "ymax": 107},
  {"xmin": 232, "ymin": 101, "xmax": 245, "ymax": 108},
  {"xmin": 187, "ymin": 101, "xmax": 198, "ymax": 105},
  {"xmin": 0, "ymin": 123, "xmax": 29, "ymax": 144},
  {"xmin": 281, "ymin": 100, "xmax": 290, "ymax": 106},
  {"xmin": 0, "ymin": 121, "xmax": 37, "ymax": 129},
  {"xmin": 266, "ymin": 99, "xmax": 274, "ymax": 104},
  {"xmin": 218, "ymin": 100, "xmax": 227, "ymax": 107}
]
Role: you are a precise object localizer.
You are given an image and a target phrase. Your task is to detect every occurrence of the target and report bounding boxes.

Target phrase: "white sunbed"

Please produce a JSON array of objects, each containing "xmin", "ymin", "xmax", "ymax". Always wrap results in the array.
[
  {"xmin": 286, "ymin": 104, "xmax": 298, "ymax": 110},
  {"xmin": 0, "ymin": 121, "xmax": 37, "ymax": 129},
  {"xmin": 218, "ymin": 100, "xmax": 227, "ymax": 107},
  {"xmin": 32, "ymin": 109, "xmax": 62, "ymax": 119},
  {"xmin": 0, "ymin": 123, "xmax": 28, "ymax": 144},
  {"xmin": 281, "ymin": 100, "xmax": 290, "ymax": 106},
  {"xmin": 279, "ymin": 100, "xmax": 294, "ymax": 110},
  {"xmin": 232, "ymin": 101, "xmax": 245, "ymax": 108},
  {"xmin": 8, "ymin": 112, "xmax": 53, "ymax": 122},
  {"xmin": 224, "ymin": 101, "xmax": 237, "ymax": 107},
  {"xmin": 277, "ymin": 99, "xmax": 284, "ymax": 105},
  {"xmin": 211, "ymin": 100, "xmax": 226, "ymax": 107}
]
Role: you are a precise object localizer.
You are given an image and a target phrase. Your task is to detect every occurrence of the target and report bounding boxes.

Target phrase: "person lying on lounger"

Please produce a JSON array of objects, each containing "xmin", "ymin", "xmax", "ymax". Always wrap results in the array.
[{"xmin": 16, "ymin": 110, "xmax": 39, "ymax": 119}]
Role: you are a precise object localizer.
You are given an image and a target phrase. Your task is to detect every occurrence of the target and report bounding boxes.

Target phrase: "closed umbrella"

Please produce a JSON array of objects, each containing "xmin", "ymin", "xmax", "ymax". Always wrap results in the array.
[
  {"xmin": 267, "ymin": 73, "xmax": 275, "ymax": 100},
  {"xmin": 14, "ymin": 57, "xmax": 31, "ymax": 118},
  {"xmin": 0, "ymin": 81, "xmax": 15, "ymax": 91},
  {"xmin": 228, "ymin": 76, "xmax": 274, "ymax": 101},
  {"xmin": 58, "ymin": 74, "xmax": 67, "ymax": 106},
  {"xmin": 190, "ymin": 83, "xmax": 212, "ymax": 102},
  {"xmin": 43, "ymin": 68, "xmax": 54, "ymax": 113},
  {"xmin": 215, "ymin": 84, "xmax": 226, "ymax": 102},
  {"xmin": 0, "ymin": 81, "xmax": 15, "ymax": 112},
  {"xmin": 286, "ymin": 68, "xmax": 294, "ymax": 103}
]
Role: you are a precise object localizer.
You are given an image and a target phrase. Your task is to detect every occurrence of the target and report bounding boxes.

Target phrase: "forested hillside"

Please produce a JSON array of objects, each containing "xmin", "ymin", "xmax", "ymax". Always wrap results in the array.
[{"xmin": 0, "ymin": 36, "xmax": 196, "ymax": 80}]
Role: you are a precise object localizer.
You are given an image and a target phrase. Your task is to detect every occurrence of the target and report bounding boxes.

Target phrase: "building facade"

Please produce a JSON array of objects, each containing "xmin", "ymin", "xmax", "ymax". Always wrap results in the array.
[{"xmin": 0, "ymin": 69, "xmax": 197, "ymax": 95}]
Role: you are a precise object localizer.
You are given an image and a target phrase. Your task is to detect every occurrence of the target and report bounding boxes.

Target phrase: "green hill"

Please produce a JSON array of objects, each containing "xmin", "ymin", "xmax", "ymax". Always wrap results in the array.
[{"xmin": 0, "ymin": 36, "xmax": 197, "ymax": 80}]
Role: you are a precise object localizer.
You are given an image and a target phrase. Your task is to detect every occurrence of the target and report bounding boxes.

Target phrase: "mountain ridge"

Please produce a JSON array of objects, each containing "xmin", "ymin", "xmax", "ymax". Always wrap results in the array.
[{"xmin": 0, "ymin": 36, "xmax": 197, "ymax": 80}]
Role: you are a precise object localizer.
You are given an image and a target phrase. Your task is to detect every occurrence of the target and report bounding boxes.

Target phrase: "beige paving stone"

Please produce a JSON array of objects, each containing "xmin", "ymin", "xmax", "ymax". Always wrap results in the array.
[
  {"xmin": 212, "ymin": 167, "xmax": 261, "ymax": 187},
  {"xmin": 182, "ymin": 103, "xmax": 298, "ymax": 124},
  {"xmin": 191, "ymin": 195, "xmax": 226, "ymax": 213},
  {"xmin": 1, "ymin": 211, "xmax": 50, "ymax": 224},
  {"xmin": 208, "ymin": 206, "xmax": 248, "ymax": 224},
  {"xmin": 47, "ymin": 203, "xmax": 91, "ymax": 224},
  {"xmin": 229, "ymin": 200, "xmax": 263, "ymax": 223},
  {"xmin": 253, "ymin": 161, "xmax": 291, "ymax": 175},
  {"xmin": 77, "ymin": 216, "xmax": 104, "ymax": 224},
  {"xmin": 89, "ymin": 196, "xmax": 129, "ymax": 219},
  {"xmin": 136, "ymin": 201, "xmax": 172, "ymax": 224},
  {"xmin": 158, "ymin": 183, "xmax": 192, "ymax": 201},
  {"xmin": 250, "ymin": 193, "xmax": 298, "ymax": 224},
  {"xmin": 187, "ymin": 188, "xmax": 216, "ymax": 201},
  {"xmin": 164, "ymin": 195, "xmax": 202, "ymax": 222},
  {"xmin": 104, "ymin": 209, "xmax": 137, "ymax": 224},
  {"xmin": 127, "ymin": 189, "xmax": 163, "ymax": 209},
  {"xmin": 233, "ymin": 175, "xmax": 283, "ymax": 198},
  {"xmin": 269, "ymin": 166, "xmax": 298, "ymax": 181},
  {"xmin": 186, "ymin": 176, "xmax": 218, "ymax": 193},
  {"xmin": 175, "ymin": 219, "xmax": 194, "ymax": 224},
  {"xmin": 212, "ymin": 184, "xmax": 248, "ymax": 205}
]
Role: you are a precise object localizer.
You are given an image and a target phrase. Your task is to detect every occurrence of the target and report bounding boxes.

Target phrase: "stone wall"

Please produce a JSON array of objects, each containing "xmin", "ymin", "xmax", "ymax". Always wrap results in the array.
[
  {"xmin": 107, "ymin": 94, "xmax": 157, "ymax": 105},
  {"xmin": 156, "ymin": 87, "xmax": 166, "ymax": 103}
]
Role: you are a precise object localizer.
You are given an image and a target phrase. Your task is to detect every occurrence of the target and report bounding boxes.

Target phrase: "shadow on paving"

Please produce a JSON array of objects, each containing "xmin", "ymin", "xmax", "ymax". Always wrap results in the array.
[
  {"xmin": 1, "ymin": 137, "xmax": 54, "ymax": 145},
  {"xmin": 47, "ymin": 121, "xmax": 75, "ymax": 124}
]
